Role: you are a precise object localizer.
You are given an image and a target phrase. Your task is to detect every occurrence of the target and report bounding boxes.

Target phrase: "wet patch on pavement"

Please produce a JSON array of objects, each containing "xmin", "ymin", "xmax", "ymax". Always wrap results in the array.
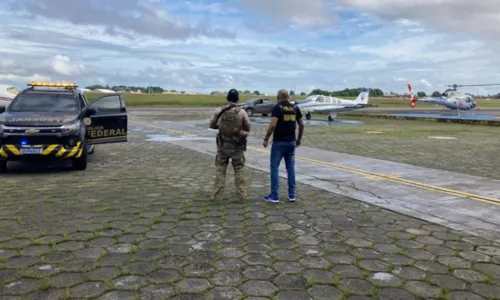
[{"xmin": 250, "ymin": 117, "xmax": 364, "ymax": 126}]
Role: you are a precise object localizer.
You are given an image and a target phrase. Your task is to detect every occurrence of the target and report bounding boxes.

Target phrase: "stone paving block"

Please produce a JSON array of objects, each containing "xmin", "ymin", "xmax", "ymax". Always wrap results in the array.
[{"xmin": 0, "ymin": 125, "xmax": 498, "ymax": 300}]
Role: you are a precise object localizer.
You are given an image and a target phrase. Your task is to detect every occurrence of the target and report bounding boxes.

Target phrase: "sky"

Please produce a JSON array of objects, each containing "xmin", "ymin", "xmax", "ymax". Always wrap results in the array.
[{"xmin": 1, "ymin": 0, "xmax": 500, "ymax": 95}]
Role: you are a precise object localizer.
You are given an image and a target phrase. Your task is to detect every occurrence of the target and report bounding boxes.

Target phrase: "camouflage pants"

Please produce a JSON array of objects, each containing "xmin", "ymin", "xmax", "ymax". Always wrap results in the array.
[{"xmin": 212, "ymin": 147, "xmax": 247, "ymax": 201}]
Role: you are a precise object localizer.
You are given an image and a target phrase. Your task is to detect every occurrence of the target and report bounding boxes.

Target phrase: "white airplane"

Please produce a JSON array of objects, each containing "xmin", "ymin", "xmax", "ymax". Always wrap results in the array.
[
  {"xmin": 294, "ymin": 88, "xmax": 371, "ymax": 121},
  {"xmin": 0, "ymin": 84, "xmax": 20, "ymax": 107}
]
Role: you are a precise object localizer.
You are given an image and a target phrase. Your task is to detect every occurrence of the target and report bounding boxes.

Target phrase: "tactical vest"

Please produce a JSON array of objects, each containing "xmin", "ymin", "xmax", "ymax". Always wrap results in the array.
[{"xmin": 217, "ymin": 106, "xmax": 246, "ymax": 150}]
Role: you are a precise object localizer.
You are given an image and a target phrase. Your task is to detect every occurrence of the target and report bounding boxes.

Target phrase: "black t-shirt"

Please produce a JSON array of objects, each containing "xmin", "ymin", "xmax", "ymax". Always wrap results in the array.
[{"xmin": 271, "ymin": 101, "xmax": 303, "ymax": 142}]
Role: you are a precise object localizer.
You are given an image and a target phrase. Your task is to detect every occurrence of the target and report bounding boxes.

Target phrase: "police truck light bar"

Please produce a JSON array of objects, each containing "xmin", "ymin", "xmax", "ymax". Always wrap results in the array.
[{"xmin": 27, "ymin": 81, "xmax": 78, "ymax": 88}]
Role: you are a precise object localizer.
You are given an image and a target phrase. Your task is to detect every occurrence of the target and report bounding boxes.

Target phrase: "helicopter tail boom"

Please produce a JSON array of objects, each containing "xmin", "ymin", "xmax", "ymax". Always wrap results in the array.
[{"xmin": 407, "ymin": 83, "xmax": 418, "ymax": 108}]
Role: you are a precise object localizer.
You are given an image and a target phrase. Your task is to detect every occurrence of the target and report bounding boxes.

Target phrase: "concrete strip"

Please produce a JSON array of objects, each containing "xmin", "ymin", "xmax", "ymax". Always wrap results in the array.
[
  {"xmin": 258, "ymin": 145, "xmax": 500, "ymax": 201},
  {"xmin": 133, "ymin": 120, "xmax": 500, "ymax": 240}
]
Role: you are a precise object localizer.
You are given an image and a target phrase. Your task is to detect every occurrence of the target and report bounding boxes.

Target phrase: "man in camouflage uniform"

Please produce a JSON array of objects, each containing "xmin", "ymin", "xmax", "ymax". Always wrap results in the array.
[{"xmin": 209, "ymin": 89, "xmax": 251, "ymax": 201}]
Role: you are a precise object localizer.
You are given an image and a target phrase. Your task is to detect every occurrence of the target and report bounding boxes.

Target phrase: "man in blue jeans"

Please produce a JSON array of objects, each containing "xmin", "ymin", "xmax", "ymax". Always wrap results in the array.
[{"xmin": 262, "ymin": 89, "xmax": 304, "ymax": 203}]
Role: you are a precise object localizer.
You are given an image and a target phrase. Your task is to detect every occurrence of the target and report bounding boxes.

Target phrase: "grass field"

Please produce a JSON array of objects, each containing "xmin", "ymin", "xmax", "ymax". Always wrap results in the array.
[
  {"xmin": 137, "ymin": 110, "xmax": 500, "ymax": 180},
  {"xmin": 85, "ymin": 92, "xmax": 500, "ymax": 108}
]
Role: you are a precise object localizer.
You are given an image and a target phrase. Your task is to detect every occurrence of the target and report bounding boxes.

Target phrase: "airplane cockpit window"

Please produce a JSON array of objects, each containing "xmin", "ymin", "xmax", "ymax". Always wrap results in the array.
[{"xmin": 317, "ymin": 95, "xmax": 324, "ymax": 102}]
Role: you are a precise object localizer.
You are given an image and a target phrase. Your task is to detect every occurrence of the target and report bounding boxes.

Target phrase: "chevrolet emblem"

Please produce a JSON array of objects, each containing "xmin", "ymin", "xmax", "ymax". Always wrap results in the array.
[{"xmin": 25, "ymin": 129, "xmax": 40, "ymax": 135}]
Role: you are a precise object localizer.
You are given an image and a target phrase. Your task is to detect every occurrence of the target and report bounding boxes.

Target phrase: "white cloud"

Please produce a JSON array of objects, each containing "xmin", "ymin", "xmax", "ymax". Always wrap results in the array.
[
  {"xmin": 0, "ymin": 74, "xmax": 51, "ymax": 82},
  {"xmin": 0, "ymin": 0, "xmax": 499, "ymax": 95},
  {"xmin": 182, "ymin": 1, "xmax": 240, "ymax": 15},
  {"xmin": 420, "ymin": 79, "xmax": 432, "ymax": 87},
  {"xmin": 11, "ymin": 0, "xmax": 235, "ymax": 40},
  {"xmin": 349, "ymin": 34, "xmax": 485, "ymax": 63},
  {"xmin": 337, "ymin": 0, "xmax": 500, "ymax": 42},
  {"xmin": 241, "ymin": 0, "xmax": 334, "ymax": 27},
  {"xmin": 49, "ymin": 55, "xmax": 86, "ymax": 76}
]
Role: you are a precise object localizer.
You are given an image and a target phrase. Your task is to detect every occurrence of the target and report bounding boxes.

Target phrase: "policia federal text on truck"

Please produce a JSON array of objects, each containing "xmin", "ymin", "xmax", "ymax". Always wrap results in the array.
[{"xmin": 0, "ymin": 82, "xmax": 128, "ymax": 172}]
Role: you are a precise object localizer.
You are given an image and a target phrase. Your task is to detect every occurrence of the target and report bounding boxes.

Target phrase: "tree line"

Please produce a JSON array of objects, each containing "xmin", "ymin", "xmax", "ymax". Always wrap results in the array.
[
  {"xmin": 307, "ymin": 88, "xmax": 443, "ymax": 97},
  {"xmin": 85, "ymin": 85, "xmax": 383, "ymax": 96},
  {"xmin": 85, "ymin": 85, "xmax": 176, "ymax": 94},
  {"xmin": 85, "ymin": 85, "xmax": 499, "ymax": 98}
]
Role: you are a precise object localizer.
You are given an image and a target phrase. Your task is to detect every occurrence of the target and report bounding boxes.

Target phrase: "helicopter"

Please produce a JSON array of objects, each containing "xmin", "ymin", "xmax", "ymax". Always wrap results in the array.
[{"xmin": 407, "ymin": 83, "xmax": 500, "ymax": 115}]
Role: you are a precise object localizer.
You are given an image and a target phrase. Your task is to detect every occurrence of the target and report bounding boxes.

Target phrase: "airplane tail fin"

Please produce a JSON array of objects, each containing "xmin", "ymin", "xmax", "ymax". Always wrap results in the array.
[
  {"xmin": 354, "ymin": 87, "xmax": 369, "ymax": 104},
  {"xmin": 407, "ymin": 83, "xmax": 417, "ymax": 108}
]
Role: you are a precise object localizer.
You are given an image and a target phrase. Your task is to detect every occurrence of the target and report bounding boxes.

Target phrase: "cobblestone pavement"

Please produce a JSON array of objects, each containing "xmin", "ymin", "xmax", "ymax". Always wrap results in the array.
[{"xmin": 1, "ymin": 127, "xmax": 500, "ymax": 299}]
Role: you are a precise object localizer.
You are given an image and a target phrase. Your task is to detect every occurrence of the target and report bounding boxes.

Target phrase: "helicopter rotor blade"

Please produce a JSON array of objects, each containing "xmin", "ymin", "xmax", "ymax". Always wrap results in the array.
[{"xmin": 448, "ymin": 84, "xmax": 500, "ymax": 87}]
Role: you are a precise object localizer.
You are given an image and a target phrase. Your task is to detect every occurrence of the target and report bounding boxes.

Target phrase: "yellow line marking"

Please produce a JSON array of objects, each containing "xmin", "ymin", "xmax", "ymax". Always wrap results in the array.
[
  {"xmin": 0, "ymin": 148, "xmax": 7, "ymax": 158},
  {"xmin": 365, "ymin": 175, "xmax": 399, "ymax": 181},
  {"xmin": 132, "ymin": 121, "xmax": 500, "ymax": 206},
  {"xmin": 248, "ymin": 146, "xmax": 500, "ymax": 206}
]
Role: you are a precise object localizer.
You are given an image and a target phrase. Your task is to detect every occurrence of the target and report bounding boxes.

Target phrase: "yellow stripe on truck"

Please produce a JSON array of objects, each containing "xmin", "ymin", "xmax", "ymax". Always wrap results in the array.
[
  {"xmin": 42, "ymin": 144, "xmax": 58, "ymax": 155},
  {"xmin": 65, "ymin": 142, "xmax": 81, "ymax": 158},
  {"xmin": 55, "ymin": 147, "xmax": 65, "ymax": 157},
  {"xmin": 75, "ymin": 147, "xmax": 83, "ymax": 158},
  {"xmin": 6, "ymin": 145, "xmax": 20, "ymax": 155}
]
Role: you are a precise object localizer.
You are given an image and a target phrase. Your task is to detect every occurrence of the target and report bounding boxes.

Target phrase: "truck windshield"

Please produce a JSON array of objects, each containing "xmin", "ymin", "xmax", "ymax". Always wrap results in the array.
[{"xmin": 8, "ymin": 92, "xmax": 79, "ymax": 112}]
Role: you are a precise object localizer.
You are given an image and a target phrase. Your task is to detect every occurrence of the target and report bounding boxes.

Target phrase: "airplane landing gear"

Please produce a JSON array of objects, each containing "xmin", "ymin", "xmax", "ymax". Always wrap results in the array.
[
  {"xmin": 306, "ymin": 113, "xmax": 311, "ymax": 120},
  {"xmin": 328, "ymin": 115, "xmax": 334, "ymax": 122}
]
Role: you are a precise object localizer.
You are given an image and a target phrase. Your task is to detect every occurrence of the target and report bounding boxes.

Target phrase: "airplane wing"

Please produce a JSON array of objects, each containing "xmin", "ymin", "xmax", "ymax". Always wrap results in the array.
[{"xmin": 305, "ymin": 104, "xmax": 364, "ymax": 114}]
